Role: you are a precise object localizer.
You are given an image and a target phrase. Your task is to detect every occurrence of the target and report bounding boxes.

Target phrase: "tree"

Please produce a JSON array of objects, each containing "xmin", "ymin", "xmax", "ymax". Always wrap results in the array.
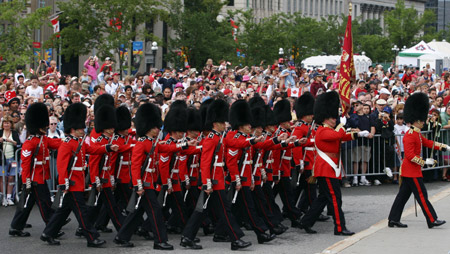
[
  {"xmin": 165, "ymin": 0, "xmax": 237, "ymax": 69},
  {"xmin": 57, "ymin": 0, "xmax": 164, "ymax": 75},
  {"xmin": 0, "ymin": 0, "xmax": 51, "ymax": 72},
  {"xmin": 385, "ymin": 0, "xmax": 436, "ymax": 48}
]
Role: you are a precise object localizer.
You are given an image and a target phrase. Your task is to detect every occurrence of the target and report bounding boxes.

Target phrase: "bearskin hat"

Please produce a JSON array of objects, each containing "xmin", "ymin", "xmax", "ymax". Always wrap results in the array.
[
  {"xmin": 314, "ymin": 91, "xmax": 340, "ymax": 125},
  {"xmin": 251, "ymin": 106, "xmax": 266, "ymax": 128},
  {"xmin": 115, "ymin": 106, "xmax": 131, "ymax": 131},
  {"xmin": 171, "ymin": 99, "xmax": 187, "ymax": 110},
  {"xmin": 63, "ymin": 103, "xmax": 87, "ymax": 134},
  {"xmin": 295, "ymin": 92, "xmax": 315, "ymax": 119},
  {"xmin": 93, "ymin": 94, "xmax": 114, "ymax": 114},
  {"xmin": 206, "ymin": 99, "xmax": 229, "ymax": 127},
  {"xmin": 404, "ymin": 92, "xmax": 429, "ymax": 124},
  {"xmin": 229, "ymin": 100, "xmax": 252, "ymax": 130},
  {"xmin": 164, "ymin": 104, "xmax": 188, "ymax": 133},
  {"xmin": 273, "ymin": 99, "xmax": 292, "ymax": 124},
  {"xmin": 200, "ymin": 98, "xmax": 213, "ymax": 131},
  {"xmin": 248, "ymin": 96, "xmax": 265, "ymax": 109},
  {"xmin": 134, "ymin": 103, "xmax": 162, "ymax": 137},
  {"xmin": 94, "ymin": 104, "xmax": 117, "ymax": 133},
  {"xmin": 25, "ymin": 103, "xmax": 49, "ymax": 135},
  {"xmin": 187, "ymin": 108, "xmax": 202, "ymax": 131},
  {"xmin": 265, "ymin": 105, "xmax": 278, "ymax": 126}
]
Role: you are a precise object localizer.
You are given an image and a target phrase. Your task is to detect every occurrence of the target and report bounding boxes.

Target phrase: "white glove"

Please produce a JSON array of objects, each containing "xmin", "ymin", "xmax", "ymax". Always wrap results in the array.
[
  {"xmin": 26, "ymin": 178, "xmax": 31, "ymax": 189},
  {"xmin": 425, "ymin": 158, "xmax": 435, "ymax": 166},
  {"xmin": 299, "ymin": 160, "xmax": 304, "ymax": 170},
  {"xmin": 357, "ymin": 130, "xmax": 370, "ymax": 137}
]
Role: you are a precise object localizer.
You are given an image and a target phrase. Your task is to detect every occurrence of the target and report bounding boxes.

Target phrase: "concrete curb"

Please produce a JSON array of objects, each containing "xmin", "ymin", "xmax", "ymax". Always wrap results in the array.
[{"xmin": 320, "ymin": 187, "xmax": 450, "ymax": 254}]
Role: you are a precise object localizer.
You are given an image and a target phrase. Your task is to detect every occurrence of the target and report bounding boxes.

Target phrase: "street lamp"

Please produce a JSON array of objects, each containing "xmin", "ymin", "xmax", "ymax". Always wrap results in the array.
[
  {"xmin": 151, "ymin": 41, "xmax": 158, "ymax": 69},
  {"xmin": 391, "ymin": 45, "xmax": 399, "ymax": 67}
]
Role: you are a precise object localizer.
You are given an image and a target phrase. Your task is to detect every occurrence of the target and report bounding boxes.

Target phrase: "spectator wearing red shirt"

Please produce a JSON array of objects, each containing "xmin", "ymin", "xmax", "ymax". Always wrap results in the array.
[
  {"xmin": 309, "ymin": 73, "xmax": 326, "ymax": 98},
  {"xmin": 100, "ymin": 57, "xmax": 113, "ymax": 73},
  {"xmin": 401, "ymin": 69, "xmax": 412, "ymax": 84},
  {"xmin": 354, "ymin": 80, "xmax": 367, "ymax": 98},
  {"xmin": 46, "ymin": 60, "xmax": 57, "ymax": 74}
]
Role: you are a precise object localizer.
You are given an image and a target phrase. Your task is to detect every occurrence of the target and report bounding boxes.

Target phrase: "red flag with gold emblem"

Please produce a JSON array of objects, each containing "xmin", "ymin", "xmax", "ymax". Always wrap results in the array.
[{"xmin": 338, "ymin": 6, "xmax": 355, "ymax": 116}]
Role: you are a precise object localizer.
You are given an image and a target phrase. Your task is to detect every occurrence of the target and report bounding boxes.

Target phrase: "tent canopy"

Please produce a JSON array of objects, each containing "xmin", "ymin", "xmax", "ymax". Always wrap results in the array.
[
  {"xmin": 428, "ymin": 40, "xmax": 450, "ymax": 55},
  {"xmin": 399, "ymin": 40, "xmax": 436, "ymax": 57}
]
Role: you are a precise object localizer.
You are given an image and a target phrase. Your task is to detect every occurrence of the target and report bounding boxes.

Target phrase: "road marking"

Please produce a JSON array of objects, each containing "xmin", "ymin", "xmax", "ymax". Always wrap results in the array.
[{"xmin": 321, "ymin": 187, "xmax": 450, "ymax": 254}]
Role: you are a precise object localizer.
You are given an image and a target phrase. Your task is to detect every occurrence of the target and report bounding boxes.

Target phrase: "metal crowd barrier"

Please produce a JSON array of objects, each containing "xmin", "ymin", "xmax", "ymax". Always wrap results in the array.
[
  {"xmin": 342, "ymin": 128, "xmax": 450, "ymax": 178},
  {"xmin": 14, "ymin": 149, "xmax": 21, "ymax": 202},
  {"xmin": 1, "ymin": 150, "xmax": 5, "ymax": 203}
]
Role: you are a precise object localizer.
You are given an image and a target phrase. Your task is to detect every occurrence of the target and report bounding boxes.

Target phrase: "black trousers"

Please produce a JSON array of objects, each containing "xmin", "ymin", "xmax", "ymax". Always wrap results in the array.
[
  {"xmin": 167, "ymin": 191, "xmax": 188, "ymax": 228},
  {"xmin": 116, "ymin": 189, "xmax": 168, "ymax": 243},
  {"xmin": 43, "ymin": 191, "xmax": 99, "ymax": 242},
  {"xmin": 182, "ymin": 189, "xmax": 244, "ymax": 241},
  {"xmin": 11, "ymin": 184, "xmax": 54, "ymax": 230},
  {"xmin": 277, "ymin": 177, "xmax": 302, "ymax": 221},
  {"xmin": 301, "ymin": 177, "xmax": 347, "ymax": 233},
  {"xmin": 296, "ymin": 170, "xmax": 317, "ymax": 212},
  {"xmin": 87, "ymin": 187, "xmax": 124, "ymax": 231},
  {"xmin": 388, "ymin": 177, "xmax": 438, "ymax": 225},
  {"xmin": 252, "ymin": 184, "xmax": 280, "ymax": 228},
  {"xmin": 235, "ymin": 186, "xmax": 268, "ymax": 235},
  {"xmin": 115, "ymin": 182, "xmax": 132, "ymax": 212},
  {"xmin": 262, "ymin": 180, "xmax": 283, "ymax": 223}
]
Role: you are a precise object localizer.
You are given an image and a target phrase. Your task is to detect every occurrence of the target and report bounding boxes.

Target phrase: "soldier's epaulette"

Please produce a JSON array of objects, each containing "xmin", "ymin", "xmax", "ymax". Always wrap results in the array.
[
  {"xmin": 113, "ymin": 135, "xmax": 120, "ymax": 141},
  {"xmin": 64, "ymin": 137, "xmax": 71, "ymax": 143},
  {"xmin": 96, "ymin": 136, "xmax": 103, "ymax": 142},
  {"xmin": 27, "ymin": 135, "xmax": 35, "ymax": 140},
  {"xmin": 234, "ymin": 132, "xmax": 241, "ymax": 139},
  {"xmin": 138, "ymin": 136, "xmax": 147, "ymax": 142},
  {"xmin": 166, "ymin": 138, "xmax": 173, "ymax": 144},
  {"xmin": 296, "ymin": 121, "xmax": 303, "ymax": 127},
  {"xmin": 197, "ymin": 136, "xmax": 202, "ymax": 142},
  {"xmin": 407, "ymin": 129, "xmax": 414, "ymax": 134},
  {"xmin": 208, "ymin": 132, "xmax": 214, "ymax": 139}
]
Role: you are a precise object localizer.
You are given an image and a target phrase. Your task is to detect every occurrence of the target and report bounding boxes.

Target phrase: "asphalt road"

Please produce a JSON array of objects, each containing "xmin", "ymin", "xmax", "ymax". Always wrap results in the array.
[{"xmin": 1, "ymin": 181, "xmax": 449, "ymax": 254}]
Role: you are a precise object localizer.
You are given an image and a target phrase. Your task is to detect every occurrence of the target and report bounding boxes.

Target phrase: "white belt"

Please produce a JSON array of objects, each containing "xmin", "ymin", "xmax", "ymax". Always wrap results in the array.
[
  {"xmin": 190, "ymin": 163, "xmax": 199, "ymax": 168},
  {"xmin": 266, "ymin": 159, "xmax": 274, "ymax": 163},
  {"xmin": 255, "ymin": 163, "xmax": 262, "ymax": 167},
  {"xmin": 282, "ymin": 156, "xmax": 292, "ymax": 160},
  {"xmin": 172, "ymin": 169, "xmax": 179, "ymax": 174},
  {"xmin": 120, "ymin": 161, "xmax": 131, "ymax": 165},
  {"xmin": 305, "ymin": 147, "xmax": 315, "ymax": 151},
  {"xmin": 102, "ymin": 167, "xmax": 109, "ymax": 171},
  {"xmin": 35, "ymin": 157, "xmax": 50, "ymax": 165},
  {"xmin": 145, "ymin": 168, "xmax": 155, "ymax": 173},
  {"xmin": 214, "ymin": 162, "xmax": 224, "ymax": 167},
  {"xmin": 316, "ymin": 145, "xmax": 341, "ymax": 177},
  {"xmin": 72, "ymin": 167, "xmax": 83, "ymax": 171},
  {"xmin": 243, "ymin": 161, "xmax": 253, "ymax": 165}
]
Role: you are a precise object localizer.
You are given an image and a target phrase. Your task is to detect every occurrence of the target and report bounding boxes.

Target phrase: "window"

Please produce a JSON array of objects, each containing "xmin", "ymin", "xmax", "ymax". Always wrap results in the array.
[{"xmin": 227, "ymin": 0, "xmax": 234, "ymax": 6}]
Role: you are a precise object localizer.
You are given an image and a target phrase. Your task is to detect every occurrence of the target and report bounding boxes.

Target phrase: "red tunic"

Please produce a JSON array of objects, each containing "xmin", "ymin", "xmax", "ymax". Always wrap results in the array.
[
  {"xmin": 130, "ymin": 137, "xmax": 158, "ymax": 190},
  {"xmin": 158, "ymin": 136, "xmax": 188, "ymax": 192},
  {"xmin": 89, "ymin": 134, "xmax": 114, "ymax": 188},
  {"xmin": 292, "ymin": 121, "xmax": 316, "ymax": 170},
  {"xmin": 57, "ymin": 135, "xmax": 110, "ymax": 192},
  {"xmin": 224, "ymin": 131, "xmax": 256, "ymax": 186},
  {"xmin": 400, "ymin": 126, "xmax": 443, "ymax": 178},
  {"xmin": 200, "ymin": 130, "xmax": 226, "ymax": 191},
  {"xmin": 21, "ymin": 135, "xmax": 61, "ymax": 184},
  {"xmin": 110, "ymin": 134, "xmax": 135, "ymax": 184},
  {"xmin": 313, "ymin": 125, "xmax": 355, "ymax": 179},
  {"xmin": 178, "ymin": 136, "xmax": 202, "ymax": 187},
  {"xmin": 272, "ymin": 127, "xmax": 296, "ymax": 178}
]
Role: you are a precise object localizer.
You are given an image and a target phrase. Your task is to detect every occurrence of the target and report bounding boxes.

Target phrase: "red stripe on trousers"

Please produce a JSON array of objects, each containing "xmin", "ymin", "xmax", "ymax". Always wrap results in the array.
[
  {"xmin": 144, "ymin": 192, "xmax": 162, "ymax": 243},
  {"xmin": 218, "ymin": 192, "xmax": 238, "ymax": 240},
  {"xmin": 71, "ymin": 192, "xmax": 94, "ymax": 241},
  {"xmin": 413, "ymin": 178, "xmax": 435, "ymax": 223},
  {"xmin": 325, "ymin": 178, "xmax": 342, "ymax": 232}
]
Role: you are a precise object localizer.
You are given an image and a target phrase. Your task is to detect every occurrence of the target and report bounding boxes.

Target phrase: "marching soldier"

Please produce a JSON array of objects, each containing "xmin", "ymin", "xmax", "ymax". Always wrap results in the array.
[
  {"xmin": 225, "ymin": 99, "xmax": 275, "ymax": 243},
  {"xmin": 87, "ymin": 104, "xmax": 125, "ymax": 232},
  {"xmin": 41, "ymin": 103, "xmax": 118, "ymax": 247},
  {"xmin": 114, "ymin": 103, "xmax": 195, "ymax": 249},
  {"xmin": 388, "ymin": 92, "xmax": 447, "ymax": 229},
  {"xmin": 180, "ymin": 99, "xmax": 252, "ymax": 250},
  {"xmin": 9, "ymin": 103, "xmax": 60, "ymax": 237},
  {"xmin": 292, "ymin": 92, "xmax": 329, "ymax": 221},
  {"xmin": 299, "ymin": 91, "xmax": 360, "ymax": 235}
]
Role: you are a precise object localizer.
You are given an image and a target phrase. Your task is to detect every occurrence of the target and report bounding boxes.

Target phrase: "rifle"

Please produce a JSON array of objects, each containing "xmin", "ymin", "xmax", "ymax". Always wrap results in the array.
[
  {"xmin": 88, "ymin": 134, "xmax": 113, "ymax": 207},
  {"xmin": 184, "ymin": 154, "xmax": 196, "ymax": 202},
  {"xmin": 18, "ymin": 136, "xmax": 44, "ymax": 211},
  {"xmin": 232, "ymin": 152, "xmax": 248, "ymax": 204},
  {"xmin": 295, "ymin": 121, "xmax": 315, "ymax": 187},
  {"xmin": 115, "ymin": 135, "xmax": 130, "ymax": 185}
]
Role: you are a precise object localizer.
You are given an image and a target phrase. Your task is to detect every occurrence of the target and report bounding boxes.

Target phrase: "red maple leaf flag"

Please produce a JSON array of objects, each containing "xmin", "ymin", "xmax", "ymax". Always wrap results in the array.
[
  {"xmin": 50, "ymin": 15, "xmax": 60, "ymax": 38},
  {"xmin": 338, "ymin": 4, "xmax": 355, "ymax": 116}
]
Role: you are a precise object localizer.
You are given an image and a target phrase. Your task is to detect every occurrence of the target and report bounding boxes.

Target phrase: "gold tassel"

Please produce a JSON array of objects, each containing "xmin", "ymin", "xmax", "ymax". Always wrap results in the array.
[{"xmin": 307, "ymin": 176, "xmax": 317, "ymax": 184}]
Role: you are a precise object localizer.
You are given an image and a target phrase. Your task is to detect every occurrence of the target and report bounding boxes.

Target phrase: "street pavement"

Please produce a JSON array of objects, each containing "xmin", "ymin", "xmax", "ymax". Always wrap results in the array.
[{"xmin": 1, "ymin": 181, "xmax": 449, "ymax": 254}]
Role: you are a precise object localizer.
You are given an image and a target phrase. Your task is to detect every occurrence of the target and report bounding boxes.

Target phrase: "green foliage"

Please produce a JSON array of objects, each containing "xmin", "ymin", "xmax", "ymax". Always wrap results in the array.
[{"xmin": 0, "ymin": 0, "xmax": 51, "ymax": 72}]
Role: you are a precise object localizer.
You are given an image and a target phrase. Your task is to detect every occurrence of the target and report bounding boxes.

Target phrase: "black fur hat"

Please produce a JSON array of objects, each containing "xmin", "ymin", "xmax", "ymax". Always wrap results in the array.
[
  {"xmin": 404, "ymin": 92, "xmax": 429, "ymax": 124},
  {"xmin": 248, "ymin": 96, "xmax": 265, "ymax": 109},
  {"xmin": 206, "ymin": 99, "xmax": 229, "ymax": 126},
  {"xmin": 115, "ymin": 106, "xmax": 131, "ymax": 131},
  {"xmin": 229, "ymin": 100, "xmax": 252, "ymax": 130},
  {"xmin": 265, "ymin": 105, "xmax": 278, "ymax": 126},
  {"xmin": 164, "ymin": 105, "xmax": 188, "ymax": 133},
  {"xmin": 251, "ymin": 106, "xmax": 266, "ymax": 128},
  {"xmin": 64, "ymin": 103, "xmax": 87, "ymax": 134},
  {"xmin": 170, "ymin": 100, "xmax": 187, "ymax": 110},
  {"xmin": 25, "ymin": 103, "xmax": 49, "ymax": 135},
  {"xmin": 187, "ymin": 108, "xmax": 202, "ymax": 131},
  {"xmin": 295, "ymin": 92, "xmax": 315, "ymax": 119},
  {"xmin": 134, "ymin": 103, "xmax": 162, "ymax": 137},
  {"xmin": 94, "ymin": 105, "xmax": 117, "ymax": 133},
  {"xmin": 273, "ymin": 99, "xmax": 292, "ymax": 124},
  {"xmin": 314, "ymin": 91, "xmax": 340, "ymax": 125},
  {"xmin": 94, "ymin": 94, "xmax": 114, "ymax": 114},
  {"xmin": 200, "ymin": 98, "xmax": 213, "ymax": 131}
]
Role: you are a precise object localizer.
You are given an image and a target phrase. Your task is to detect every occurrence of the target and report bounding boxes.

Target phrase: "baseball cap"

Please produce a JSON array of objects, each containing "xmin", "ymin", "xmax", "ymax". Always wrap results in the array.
[
  {"xmin": 379, "ymin": 88, "xmax": 391, "ymax": 95},
  {"xmin": 376, "ymin": 99, "xmax": 387, "ymax": 105}
]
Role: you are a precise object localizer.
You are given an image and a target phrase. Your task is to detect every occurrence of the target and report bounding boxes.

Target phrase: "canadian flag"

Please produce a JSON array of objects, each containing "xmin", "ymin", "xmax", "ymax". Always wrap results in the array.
[
  {"xmin": 288, "ymin": 87, "xmax": 300, "ymax": 97},
  {"xmin": 5, "ymin": 91, "xmax": 16, "ymax": 102},
  {"xmin": 50, "ymin": 15, "xmax": 60, "ymax": 37}
]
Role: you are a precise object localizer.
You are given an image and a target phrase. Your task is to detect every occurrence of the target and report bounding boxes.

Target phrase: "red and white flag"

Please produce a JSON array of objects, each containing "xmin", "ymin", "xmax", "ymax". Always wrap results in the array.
[
  {"xmin": 50, "ymin": 15, "xmax": 60, "ymax": 37},
  {"xmin": 288, "ymin": 87, "xmax": 300, "ymax": 97}
]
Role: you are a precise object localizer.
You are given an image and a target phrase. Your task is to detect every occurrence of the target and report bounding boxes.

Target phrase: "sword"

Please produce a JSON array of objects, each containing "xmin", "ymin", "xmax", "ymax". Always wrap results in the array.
[
  {"xmin": 135, "ymin": 195, "xmax": 142, "ymax": 210},
  {"xmin": 59, "ymin": 192, "xmax": 66, "ymax": 208}
]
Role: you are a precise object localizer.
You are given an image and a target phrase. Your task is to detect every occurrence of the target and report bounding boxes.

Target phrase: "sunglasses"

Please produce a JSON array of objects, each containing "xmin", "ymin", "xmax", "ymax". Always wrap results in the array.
[
  {"xmin": 12, "ymin": 115, "xmax": 19, "ymax": 118},
  {"xmin": 18, "ymin": 87, "xmax": 24, "ymax": 89},
  {"xmin": 20, "ymin": 113, "xmax": 25, "ymax": 115},
  {"xmin": 50, "ymin": 123, "xmax": 58, "ymax": 125}
]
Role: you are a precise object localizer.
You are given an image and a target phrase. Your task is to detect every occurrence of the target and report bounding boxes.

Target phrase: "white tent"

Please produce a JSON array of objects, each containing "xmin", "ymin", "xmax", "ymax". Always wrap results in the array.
[
  {"xmin": 398, "ymin": 40, "xmax": 436, "ymax": 57},
  {"xmin": 301, "ymin": 55, "xmax": 372, "ymax": 75},
  {"xmin": 428, "ymin": 40, "xmax": 450, "ymax": 55}
]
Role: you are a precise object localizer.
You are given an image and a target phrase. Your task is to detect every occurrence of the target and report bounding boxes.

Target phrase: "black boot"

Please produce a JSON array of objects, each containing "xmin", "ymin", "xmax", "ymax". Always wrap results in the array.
[
  {"xmin": 231, "ymin": 239, "xmax": 252, "ymax": 250},
  {"xmin": 95, "ymin": 226, "xmax": 113, "ymax": 233},
  {"xmin": 388, "ymin": 221, "xmax": 408, "ymax": 228},
  {"xmin": 257, "ymin": 233, "xmax": 276, "ymax": 244},
  {"xmin": 114, "ymin": 237, "xmax": 134, "ymax": 247},
  {"xmin": 40, "ymin": 233, "xmax": 60, "ymax": 245},
  {"xmin": 318, "ymin": 214, "xmax": 330, "ymax": 221},
  {"xmin": 9, "ymin": 229, "xmax": 30, "ymax": 237},
  {"xmin": 56, "ymin": 231, "xmax": 65, "ymax": 239},
  {"xmin": 87, "ymin": 239, "xmax": 106, "ymax": 247},
  {"xmin": 428, "ymin": 219, "xmax": 446, "ymax": 229},
  {"xmin": 136, "ymin": 227, "xmax": 154, "ymax": 240},
  {"xmin": 213, "ymin": 234, "xmax": 231, "ymax": 242},
  {"xmin": 334, "ymin": 229, "xmax": 355, "ymax": 236},
  {"xmin": 299, "ymin": 223, "xmax": 317, "ymax": 234},
  {"xmin": 180, "ymin": 236, "xmax": 202, "ymax": 249},
  {"xmin": 75, "ymin": 227, "xmax": 83, "ymax": 237},
  {"xmin": 154, "ymin": 242, "xmax": 174, "ymax": 250}
]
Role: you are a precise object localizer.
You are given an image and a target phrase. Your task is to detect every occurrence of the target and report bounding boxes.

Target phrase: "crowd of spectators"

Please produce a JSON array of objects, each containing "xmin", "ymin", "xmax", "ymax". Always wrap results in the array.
[{"xmin": 0, "ymin": 57, "xmax": 449, "ymax": 205}]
